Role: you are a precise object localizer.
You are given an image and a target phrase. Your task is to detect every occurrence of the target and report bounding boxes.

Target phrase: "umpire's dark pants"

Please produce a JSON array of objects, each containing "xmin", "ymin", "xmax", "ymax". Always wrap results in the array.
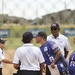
[
  {"xmin": 0, "ymin": 68, "xmax": 2, "ymax": 75},
  {"xmin": 46, "ymin": 66, "xmax": 51, "ymax": 75},
  {"xmin": 18, "ymin": 70, "xmax": 42, "ymax": 75}
]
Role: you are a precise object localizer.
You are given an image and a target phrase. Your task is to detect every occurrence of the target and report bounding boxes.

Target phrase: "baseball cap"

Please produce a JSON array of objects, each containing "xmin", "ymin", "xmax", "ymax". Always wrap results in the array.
[
  {"xmin": 22, "ymin": 32, "xmax": 33, "ymax": 43},
  {"xmin": 50, "ymin": 23, "xmax": 60, "ymax": 29},
  {"xmin": 35, "ymin": 31, "xmax": 47, "ymax": 39},
  {"xmin": 0, "ymin": 38, "xmax": 6, "ymax": 44}
]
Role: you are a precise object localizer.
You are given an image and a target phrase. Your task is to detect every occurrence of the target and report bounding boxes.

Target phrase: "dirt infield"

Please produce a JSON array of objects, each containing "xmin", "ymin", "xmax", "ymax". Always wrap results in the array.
[
  {"xmin": 3, "ymin": 50, "xmax": 16, "ymax": 75},
  {"xmin": 2, "ymin": 50, "xmax": 73, "ymax": 75}
]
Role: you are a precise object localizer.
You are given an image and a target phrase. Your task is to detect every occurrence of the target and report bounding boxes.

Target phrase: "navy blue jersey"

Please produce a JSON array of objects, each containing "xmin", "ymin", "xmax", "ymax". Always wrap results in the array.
[
  {"xmin": 69, "ymin": 50, "xmax": 75, "ymax": 70},
  {"xmin": 40, "ymin": 41, "xmax": 68, "ymax": 72}
]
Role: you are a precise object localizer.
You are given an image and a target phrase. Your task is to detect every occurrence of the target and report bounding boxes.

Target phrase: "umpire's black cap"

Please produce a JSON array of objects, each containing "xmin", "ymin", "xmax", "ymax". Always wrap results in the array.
[
  {"xmin": 50, "ymin": 23, "xmax": 60, "ymax": 30},
  {"xmin": 22, "ymin": 32, "xmax": 33, "ymax": 43},
  {"xmin": 0, "ymin": 38, "xmax": 6, "ymax": 44},
  {"xmin": 35, "ymin": 31, "xmax": 47, "ymax": 39}
]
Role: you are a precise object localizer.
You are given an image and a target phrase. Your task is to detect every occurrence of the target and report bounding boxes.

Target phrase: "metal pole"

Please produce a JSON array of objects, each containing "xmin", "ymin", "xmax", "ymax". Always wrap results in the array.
[
  {"xmin": 36, "ymin": 2, "xmax": 38, "ymax": 18},
  {"xmin": 64, "ymin": 0, "xmax": 67, "ymax": 10},
  {"xmin": 2, "ymin": 0, "xmax": 4, "ymax": 25},
  {"xmin": 2, "ymin": 0, "xmax": 4, "ymax": 14}
]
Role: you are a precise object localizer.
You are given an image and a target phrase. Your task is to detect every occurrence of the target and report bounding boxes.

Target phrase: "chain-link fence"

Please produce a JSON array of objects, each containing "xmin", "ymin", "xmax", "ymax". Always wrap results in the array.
[
  {"xmin": 0, "ymin": 1, "xmax": 75, "ymax": 75},
  {"xmin": 0, "ymin": 0, "xmax": 75, "ymax": 25}
]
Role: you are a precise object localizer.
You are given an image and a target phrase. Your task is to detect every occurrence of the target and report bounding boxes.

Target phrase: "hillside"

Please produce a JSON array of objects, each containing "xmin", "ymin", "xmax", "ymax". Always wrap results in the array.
[{"xmin": 0, "ymin": 9, "xmax": 75, "ymax": 25}]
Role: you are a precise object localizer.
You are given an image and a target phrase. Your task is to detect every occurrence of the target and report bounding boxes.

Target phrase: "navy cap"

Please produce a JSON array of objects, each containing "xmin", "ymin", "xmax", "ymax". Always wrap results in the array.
[
  {"xmin": 51, "ymin": 23, "xmax": 60, "ymax": 29},
  {"xmin": 35, "ymin": 31, "xmax": 47, "ymax": 39},
  {"xmin": 0, "ymin": 38, "xmax": 6, "ymax": 43},
  {"xmin": 22, "ymin": 32, "xmax": 33, "ymax": 43}
]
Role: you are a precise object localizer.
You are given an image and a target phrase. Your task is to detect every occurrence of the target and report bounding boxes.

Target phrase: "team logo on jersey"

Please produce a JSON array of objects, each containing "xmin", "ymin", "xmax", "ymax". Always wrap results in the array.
[
  {"xmin": 44, "ymin": 47, "xmax": 48, "ymax": 52},
  {"xmin": 52, "ymin": 44, "xmax": 57, "ymax": 50}
]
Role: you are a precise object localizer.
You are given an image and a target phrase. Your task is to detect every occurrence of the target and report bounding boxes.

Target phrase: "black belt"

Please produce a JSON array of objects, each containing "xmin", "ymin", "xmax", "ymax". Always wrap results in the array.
[
  {"xmin": 0, "ymin": 68, "xmax": 2, "ymax": 70},
  {"xmin": 19, "ymin": 70, "xmax": 42, "ymax": 75}
]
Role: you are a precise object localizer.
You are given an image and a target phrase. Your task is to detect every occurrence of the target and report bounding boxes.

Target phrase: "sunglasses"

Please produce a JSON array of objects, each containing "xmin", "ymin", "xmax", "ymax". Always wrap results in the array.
[
  {"xmin": 51, "ymin": 28, "xmax": 57, "ymax": 31},
  {"xmin": 0, "ymin": 41, "xmax": 5, "ymax": 44}
]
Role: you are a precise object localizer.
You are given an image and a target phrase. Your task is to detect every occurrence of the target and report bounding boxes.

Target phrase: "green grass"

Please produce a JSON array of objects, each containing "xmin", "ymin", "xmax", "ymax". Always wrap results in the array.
[
  {"xmin": 4, "ymin": 38, "xmax": 23, "ymax": 50},
  {"xmin": 4, "ymin": 37, "xmax": 75, "ymax": 51},
  {"xmin": 4, "ymin": 38, "xmax": 41, "ymax": 50},
  {"xmin": 68, "ymin": 37, "xmax": 75, "ymax": 50},
  {"xmin": 0, "ymin": 25, "xmax": 75, "ymax": 51}
]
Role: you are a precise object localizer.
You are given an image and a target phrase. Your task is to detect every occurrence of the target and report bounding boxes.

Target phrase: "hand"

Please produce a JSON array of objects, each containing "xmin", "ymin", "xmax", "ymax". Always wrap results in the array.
[
  {"xmin": 50, "ymin": 62, "xmax": 55, "ymax": 69},
  {"xmin": 73, "ymin": 36, "xmax": 75, "ymax": 44},
  {"xmin": 0, "ymin": 61, "xmax": 1, "ymax": 64}
]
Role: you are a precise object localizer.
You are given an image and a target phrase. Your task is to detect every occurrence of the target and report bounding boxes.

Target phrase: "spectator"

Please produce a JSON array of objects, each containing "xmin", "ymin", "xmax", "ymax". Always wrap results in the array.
[
  {"xmin": 0, "ymin": 38, "xmax": 13, "ymax": 75},
  {"xmin": 13, "ymin": 32, "xmax": 45, "ymax": 75}
]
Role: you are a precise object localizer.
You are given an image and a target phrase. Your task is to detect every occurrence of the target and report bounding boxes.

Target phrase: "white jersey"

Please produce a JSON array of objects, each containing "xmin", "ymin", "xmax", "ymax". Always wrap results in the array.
[
  {"xmin": 47, "ymin": 33, "xmax": 71, "ymax": 56},
  {"xmin": 13, "ymin": 43, "xmax": 45, "ymax": 71},
  {"xmin": 0, "ymin": 48, "xmax": 5, "ymax": 68}
]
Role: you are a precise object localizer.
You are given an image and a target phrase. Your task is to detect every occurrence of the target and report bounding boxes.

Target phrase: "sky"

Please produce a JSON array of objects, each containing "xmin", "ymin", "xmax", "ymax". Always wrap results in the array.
[{"xmin": 0, "ymin": 0, "xmax": 75, "ymax": 19}]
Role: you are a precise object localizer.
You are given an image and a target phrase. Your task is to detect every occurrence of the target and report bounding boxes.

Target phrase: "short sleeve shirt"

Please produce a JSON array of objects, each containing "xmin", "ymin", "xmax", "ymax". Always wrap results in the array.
[
  {"xmin": 0, "ymin": 48, "xmax": 5, "ymax": 68},
  {"xmin": 47, "ymin": 33, "xmax": 71, "ymax": 56},
  {"xmin": 13, "ymin": 43, "xmax": 45, "ymax": 71}
]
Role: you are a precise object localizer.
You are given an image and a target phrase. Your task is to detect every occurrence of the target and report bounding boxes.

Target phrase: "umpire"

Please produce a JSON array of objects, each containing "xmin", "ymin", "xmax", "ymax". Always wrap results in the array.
[
  {"xmin": 13, "ymin": 32, "xmax": 45, "ymax": 75},
  {"xmin": 0, "ymin": 38, "xmax": 13, "ymax": 75}
]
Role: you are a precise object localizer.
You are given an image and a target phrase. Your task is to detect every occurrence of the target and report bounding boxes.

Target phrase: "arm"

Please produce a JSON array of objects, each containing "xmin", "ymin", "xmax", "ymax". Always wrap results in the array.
[
  {"xmin": 13, "ymin": 64, "xmax": 19, "ymax": 69},
  {"xmin": 2, "ymin": 59, "xmax": 13, "ymax": 64},
  {"xmin": 73, "ymin": 36, "xmax": 75, "ymax": 44},
  {"xmin": 13, "ymin": 61, "xmax": 21, "ymax": 70},
  {"xmin": 64, "ymin": 48, "xmax": 69, "ymax": 58},
  {"xmin": 50, "ymin": 50, "xmax": 61, "ymax": 68},
  {"xmin": 13, "ymin": 49, "xmax": 20, "ymax": 69},
  {"xmin": 40, "ymin": 63, "xmax": 45, "ymax": 73},
  {"xmin": 64, "ymin": 37, "xmax": 71, "ymax": 58}
]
